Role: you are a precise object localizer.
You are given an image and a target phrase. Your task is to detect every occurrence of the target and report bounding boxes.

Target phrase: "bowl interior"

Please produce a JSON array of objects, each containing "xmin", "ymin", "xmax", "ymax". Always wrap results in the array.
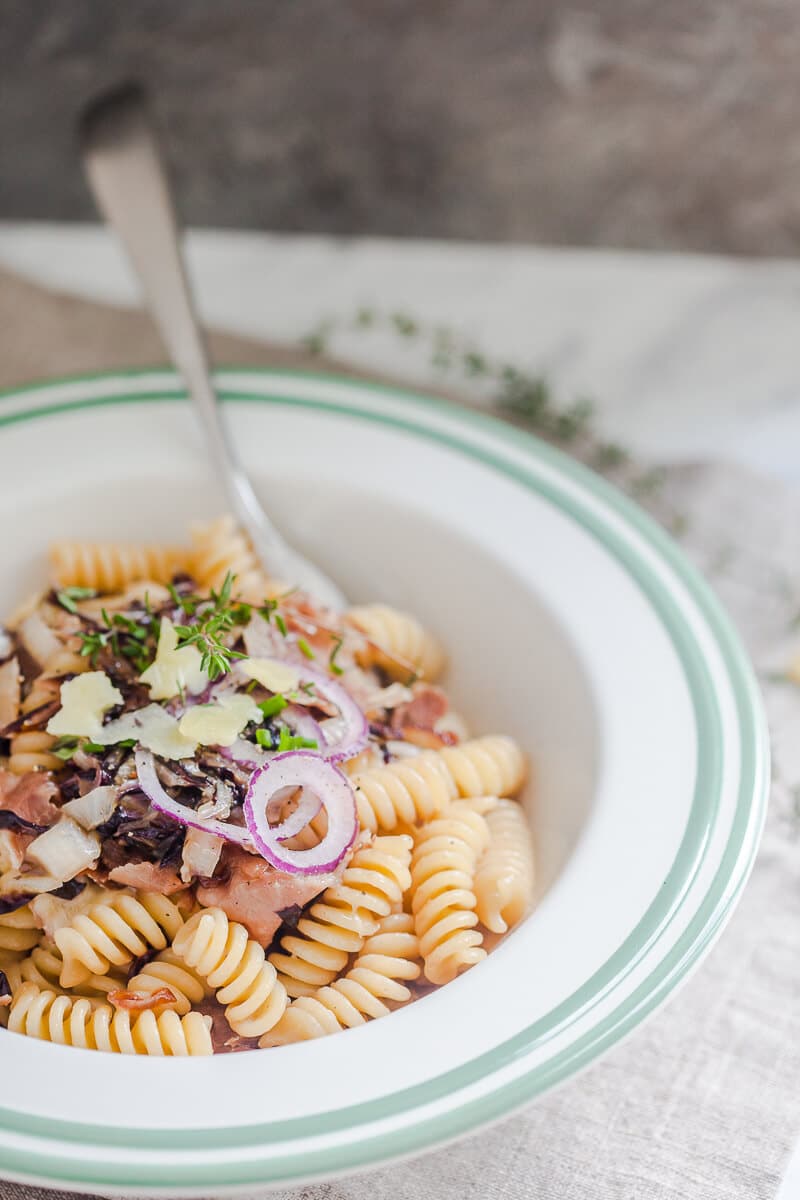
[{"xmin": 9, "ymin": 466, "xmax": 599, "ymax": 904}]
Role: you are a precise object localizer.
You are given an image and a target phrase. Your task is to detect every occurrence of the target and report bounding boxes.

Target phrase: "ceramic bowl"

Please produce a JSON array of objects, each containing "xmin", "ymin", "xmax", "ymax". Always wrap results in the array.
[{"xmin": 0, "ymin": 370, "xmax": 768, "ymax": 1195}]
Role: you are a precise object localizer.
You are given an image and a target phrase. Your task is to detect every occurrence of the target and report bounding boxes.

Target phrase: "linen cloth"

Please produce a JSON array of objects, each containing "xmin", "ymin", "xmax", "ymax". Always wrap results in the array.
[{"xmin": 0, "ymin": 270, "xmax": 797, "ymax": 1200}]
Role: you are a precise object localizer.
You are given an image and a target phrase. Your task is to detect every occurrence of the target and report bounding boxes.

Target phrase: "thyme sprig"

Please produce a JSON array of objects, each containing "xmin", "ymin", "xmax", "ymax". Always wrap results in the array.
[
  {"xmin": 172, "ymin": 572, "xmax": 248, "ymax": 680},
  {"xmin": 79, "ymin": 606, "xmax": 159, "ymax": 671},
  {"xmin": 299, "ymin": 307, "xmax": 685, "ymax": 532}
]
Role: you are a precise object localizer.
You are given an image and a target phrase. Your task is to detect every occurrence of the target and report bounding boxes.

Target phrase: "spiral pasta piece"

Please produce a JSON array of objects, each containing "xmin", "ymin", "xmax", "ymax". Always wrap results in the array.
[
  {"xmin": 0, "ymin": 906, "xmax": 40, "ymax": 954},
  {"xmin": 352, "ymin": 736, "xmax": 525, "ymax": 834},
  {"xmin": 410, "ymin": 801, "xmax": 491, "ymax": 985},
  {"xmin": 261, "ymin": 913, "xmax": 421, "ymax": 1046},
  {"xmin": 49, "ymin": 541, "xmax": 190, "ymax": 592},
  {"xmin": 473, "ymin": 798, "xmax": 535, "ymax": 934},
  {"xmin": 8, "ymin": 982, "xmax": 212, "ymax": 1055},
  {"xmin": 269, "ymin": 835, "xmax": 413, "ymax": 998},
  {"xmin": 346, "ymin": 604, "xmax": 445, "ymax": 681},
  {"xmin": 54, "ymin": 892, "xmax": 185, "ymax": 988},
  {"xmin": 436, "ymin": 736, "xmax": 526, "ymax": 801},
  {"xmin": 190, "ymin": 517, "xmax": 270, "ymax": 603},
  {"xmin": 173, "ymin": 907, "xmax": 287, "ymax": 1037},
  {"xmin": 6, "ymin": 943, "xmax": 126, "ymax": 1000},
  {"xmin": 128, "ymin": 948, "xmax": 208, "ymax": 1016},
  {"xmin": 9, "ymin": 646, "xmax": 89, "ymax": 774},
  {"xmin": 352, "ymin": 755, "xmax": 456, "ymax": 835}
]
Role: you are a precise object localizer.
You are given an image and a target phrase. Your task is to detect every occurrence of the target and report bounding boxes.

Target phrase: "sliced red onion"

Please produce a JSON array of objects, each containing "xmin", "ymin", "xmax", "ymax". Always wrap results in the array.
[
  {"xmin": 244, "ymin": 751, "xmax": 357, "ymax": 875},
  {"xmin": 222, "ymin": 737, "xmax": 268, "ymax": 768},
  {"xmin": 283, "ymin": 703, "xmax": 326, "ymax": 747},
  {"xmin": 135, "ymin": 748, "xmax": 254, "ymax": 847},
  {"xmin": 240, "ymin": 658, "xmax": 368, "ymax": 764},
  {"xmin": 136, "ymin": 748, "xmax": 322, "ymax": 850},
  {"xmin": 297, "ymin": 668, "xmax": 368, "ymax": 763},
  {"xmin": 266, "ymin": 787, "xmax": 324, "ymax": 840}
]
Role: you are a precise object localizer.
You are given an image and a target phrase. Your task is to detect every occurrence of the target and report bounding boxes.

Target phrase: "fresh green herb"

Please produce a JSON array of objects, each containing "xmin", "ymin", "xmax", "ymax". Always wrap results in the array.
[
  {"xmin": 299, "ymin": 681, "xmax": 316, "ymax": 697},
  {"xmin": 83, "ymin": 741, "xmax": 106, "ymax": 754},
  {"xmin": 79, "ymin": 629, "xmax": 110, "ymax": 666},
  {"xmin": 172, "ymin": 572, "xmax": 248, "ymax": 680},
  {"xmin": 463, "ymin": 350, "xmax": 488, "ymax": 377},
  {"xmin": 277, "ymin": 727, "xmax": 318, "ymax": 752},
  {"xmin": 258, "ymin": 597, "xmax": 278, "ymax": 623},
  {"xmin": 297, "ymin": 638, "xmax": 315, "ymax": 660},
  {"xmin": 51, "ymin": 736, "xmax": 80, "ymax": 761},
  {"xmin": 55, "ymin": 586, "xmax": 96, "ymax": 614},
  {"xmin": 245, "ymin": 679, "xmax": 258, "ymax": 693},
  {"xmin": 168, "ymin": 582, "xmax": 198, "ymax": 617},
  {"xmin": 391, "ymin": 312, "xmax": 418, "ymax": 338},
  {"xmin": 301, "ymin": 323, "xmax": 331, "ymax": 356},
  {"xmin": 328, "ymin": 635, "xmax": 344, "ymax": 676},
  {"xmin": 259, "ymin": 695, "xmax": 288, "ymax": 719},
  {"xmin": 255, "ymin": 728, "xmax": 274, "ymax": 749},
  {"xmin": 79, "ymin": 605, "xmax": 157, "ymax": 672},
  {"xmin": 275, "ymin": 614, "xmax": 288, "ymax": 638}
]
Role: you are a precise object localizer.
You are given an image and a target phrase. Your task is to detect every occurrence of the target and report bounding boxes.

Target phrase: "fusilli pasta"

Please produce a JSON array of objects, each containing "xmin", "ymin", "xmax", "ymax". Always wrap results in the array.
[
  {"xmin": 473, "ymin": 798, "xmax": 535, "ymax": 933},
  {"xmin": 173, "ymin": 907, "xmax": 287, "ymax": 1038},
  {"xmin": 410, "ymin": 801, "xmax": 490, "ymax": 984},
  {"xmin": 346, "ymin": 604, "xmax": 445, "ymax": 681},
  {"xmin": 352, "ymin": 735, "xmax": 525, "ymax": 834},
  {"xmin": 49, "ymin": 541, "xmax": 190, "ymax": 592},
  {"xmin": 0, "ymin": 906, "xmax": 40, "ymax": 955},
  {"xmin": 190, "ymin": 517, "xmax": 270, "ymax": 602},
  {"xmin": 8, "ymin": 982, "xmax": 212, "ymax": 1055},
  {"xmin": 5, "ymin": 943, "xmax": 126, "ymax": 999},
  {"xmin": 269, "ymin": 835, "xmax": 412, "ymax": 997},
  {"xmin": 128, "ymin": 948, "xmax": 208, "ymax": 1016},
  {"xmin": 260, "ymin": 913, "xmax": 421, "ymax": 1046},
  {"xmin": 54, "ymin": 892, "xmax": 185, "ymax": 987}
]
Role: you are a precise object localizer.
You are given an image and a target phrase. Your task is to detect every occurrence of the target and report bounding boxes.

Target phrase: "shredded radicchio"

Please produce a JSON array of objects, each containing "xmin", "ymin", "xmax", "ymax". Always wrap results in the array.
[
  {"xmin": 0, "ymin": 810, "xmax": 47, "ymax": 835},
  {"xmin": 97, "ymin": 790, "xmax": 185, "ymax": 871},
  {"xmin": 0, "ymin": 892, "xmax": 34, "ymax": 915},
  {"xmin": 50, "ymin": 878, "xmax": 87, "ymax": 901},
  {"xmin": 275, "ymin": 903, "xmax": 305, "ymax": 930}
]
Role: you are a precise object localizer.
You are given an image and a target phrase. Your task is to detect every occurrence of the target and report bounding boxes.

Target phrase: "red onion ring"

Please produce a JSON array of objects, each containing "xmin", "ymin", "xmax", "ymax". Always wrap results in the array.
[
  {"xmin": 243, "ymin": 660, "xmax": 368, "ymax": 763},
  {"xmin": 136, "ymin": 749, "xmax": 323, "ymax": 849},
  {"xmin": 135, "ymin": 749, "xmax": 254, "ymax": 847},
  {"xmin": 244, "ymin": 751, "xmax": 357, "ymax": 875}
]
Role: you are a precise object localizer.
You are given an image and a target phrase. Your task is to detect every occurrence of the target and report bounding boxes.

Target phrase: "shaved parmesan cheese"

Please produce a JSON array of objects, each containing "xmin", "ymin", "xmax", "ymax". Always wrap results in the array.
[
  {"xmin": 239, "ymin": 657, "xmax": 299, "ymax": 694},
  {"xmin": 178, "ymin": 693, "xmax": 262, "ymax": 747},
  {"xmin": 46, "ymin": 671, "xmax": 123, "ymax": 739},
  {"xmin": 99, "ymin": 703, "xmax": 197, "ymax": 760},
  {"xmin": 140, "ymin": 617, "xmax": 207, "ymax": 700}
]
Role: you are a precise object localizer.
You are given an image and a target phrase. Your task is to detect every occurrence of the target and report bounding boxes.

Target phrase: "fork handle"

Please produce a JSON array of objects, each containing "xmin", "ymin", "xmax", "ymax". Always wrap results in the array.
[{"xmin": 79, "ymin": 84, "xmax": 292, "ymax": 570}]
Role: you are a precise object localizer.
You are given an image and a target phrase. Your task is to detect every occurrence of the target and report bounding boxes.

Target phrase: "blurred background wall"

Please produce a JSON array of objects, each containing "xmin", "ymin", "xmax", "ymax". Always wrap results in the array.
[{"xmin": 2, "ymin": 0, "xmax": 799, "ymax": 255}]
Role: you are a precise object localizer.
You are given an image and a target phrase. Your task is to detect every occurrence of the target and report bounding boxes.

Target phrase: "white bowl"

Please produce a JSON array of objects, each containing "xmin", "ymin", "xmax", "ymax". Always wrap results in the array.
[{"xmin": 0, "ymin": 369, "xmax": 768, "ymax": 1195}]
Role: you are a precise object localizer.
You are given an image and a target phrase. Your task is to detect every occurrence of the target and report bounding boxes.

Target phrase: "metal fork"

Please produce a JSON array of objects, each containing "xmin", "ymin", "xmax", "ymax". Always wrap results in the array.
[{"xmin": 79, "ymin": 82, "xmax": 346, "ymax": 609}]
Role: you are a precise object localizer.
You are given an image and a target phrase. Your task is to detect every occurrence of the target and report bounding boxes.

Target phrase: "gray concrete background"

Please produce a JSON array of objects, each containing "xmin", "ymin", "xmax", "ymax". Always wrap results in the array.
[{"xmin": 2, "ymin": 0, "xmax": 800, "ymax": 255}]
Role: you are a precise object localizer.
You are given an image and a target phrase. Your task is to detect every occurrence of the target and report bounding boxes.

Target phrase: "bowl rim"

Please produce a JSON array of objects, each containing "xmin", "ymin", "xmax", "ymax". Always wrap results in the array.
[{"xmin": 0, "ymin": 367, "xmax": 770, "ymax": 1194}]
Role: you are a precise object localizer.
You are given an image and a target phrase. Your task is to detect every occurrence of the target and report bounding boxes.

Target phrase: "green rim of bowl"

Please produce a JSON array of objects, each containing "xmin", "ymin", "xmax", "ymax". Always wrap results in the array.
[{"xmin": 0, "ymin": 368, "xmax": 769, "ymax": 1193}]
